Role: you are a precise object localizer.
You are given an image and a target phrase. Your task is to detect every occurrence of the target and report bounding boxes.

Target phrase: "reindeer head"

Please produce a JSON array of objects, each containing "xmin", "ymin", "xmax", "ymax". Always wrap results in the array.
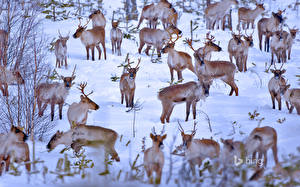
[
  {"xmin": 12, "ymin": 71, "xmax": 25, "ymax": 84},
  {"xmin": 58, "ymin": 30, "xmax": 69, "ymax": 47},
  {"xmin": 89, "ymin": 10, "xmax": 101, "ymax": 19},
  {"xmin": 221, "ymin": 138, "xmax": 235, "ymax": 152},
  {"xmin": 289, "ymin": 28, "xmax": 298, "ymax": 39},
  {"xmin": 272, "ymin": 11, "xmax": 284, "ymax": 24},
  {"xmin": 126, "ymin": 58, "xmax": 141, "ymax": 80},
  {"xmin": 150, "ymin": 126, "xmax": 167, "ymax": 150},
  {"xmin": 256, "ymin": 3, "xmax": 265, "ymax": 11},
  {"xmin": 47, "ymin": 131, "xmax": 64, "ymax": 151},
  {"xmin": 73, "ymin": 18, "xmax": 90, "ymax": 39},
  {"xmin": 232, "ymin": 32, "xmax": 242, "ymax": 44},
  {"xmin": 178, "ymin": 122, "xmax": 196, "ymax": 150},
  {"xmin": 112, "ymin": 21, "xmax": 119, "ymax": 28},
  {"xmin": 270, "ymin": 69, "xmax": 286, "ymax": 80},
  {"xmin": 165, "ymin": 24, "xmax": 182, "ymax": 36},
  {"xmin": 280, "ymin": 83, "xmax": 290, "ymax": 96},
  {"xmin": 10, "ymin": 125, "xmax": 28, "ymax": 142},
  {"xmin": 243, "ymin": 30, "xmax": 254, "ymax": 47},
  {"xmin": 60, "ymin": 66, "xmax": 76, "ymax": 89},
  {"xmin": 78, "ymin": 82, "xmax": 99, "ymax": 110},
  {"xmin": 162, "ymin": 29, "xmax": 180, "ymax": 53}
]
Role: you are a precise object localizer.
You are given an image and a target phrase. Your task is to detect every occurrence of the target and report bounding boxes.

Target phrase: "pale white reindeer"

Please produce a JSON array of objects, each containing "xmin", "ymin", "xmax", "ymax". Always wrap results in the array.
[
  {"xmin": 67, "ymin": 82, "xmax": 99, "ymax": 128},
  {"xmin": 161, "ymin": 32, "xmax": 195, "ymax": 81},
  {"xmin": 257, "ymin": 10, "xmax": 284, "ymax": 52},
  {"xmin": 283, "ymin": 26, "xmax": 298, "ymax": 60},
  {"xmin": 36, "ymin": 66, "xmax": 76, "ymax": 121},
  {"xmin": 138, "ymin": 25, "xmax": 182, "ymax": 57},
  {"xmin": 144, "ymin": 126, "xmax": 167, "ymax": 184},
  {"xmin": 179, "ymin": 122, "xmax": 220, "ymax": 176},
  {"xmin": 73, "ymin": 18, "xmax": 107, "ymax": 61},
  {"xmin": 54, "ymin": 30, "xmax": 69, "ymax": 68},
  {"xmin": 187, "ymin": 35, "xmax": 239, "ymax": 96},
  {"xmin": 110, "ymin": 20, "xmax": 123, "ymax": 56},
  {"xmin": 120, "ymin": 58, "xmax": 141, "ymax": 108},
  {"xmin": 271, "ymin": 29, "xmax": 287, "ymax": 64},
  {"xmin": 205, "ymin": 0, "xmax": 238, "ymax": 30},
  {"xmin": 47, "ymin": 124, "xmax": 120, "ymax": 161},
  {"xmin": 238, "ymin": 3, "xmax": 265, "ymax": 30},
  {"xmin": 158, "ymin": 78, "xmax": 212, "ymax": 123},
  {"xmin": 89, "ymin": 10, "xmax": 106, "ymax": 28},
  {"xmin": 268, "ymin": 64, "xmax": 289, "ymax": 110},
  {"xmin": 0, "ymin": 66, "xmax": 24, "ymax": 96}
]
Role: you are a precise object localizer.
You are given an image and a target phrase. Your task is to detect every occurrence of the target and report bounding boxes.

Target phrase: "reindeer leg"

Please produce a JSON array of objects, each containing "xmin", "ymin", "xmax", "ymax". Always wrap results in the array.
[
  {"xmin": 257, "ymin": 151, "xmax": 263, "ymax": 167},
  {"xmin": 272, "ymin": 145, "xmax": 279, "ymax": 165},
  {"xmin": 286, "ymin": 101, "xmax": 290, "ymax": 110},
  {"xmin": 166, "ymin": 104, "xmax": 175, "ymax": 123},
  {"xmin": 185, "ymin": 101, "xmax": 192, "ymax": 121},
  {"xmin": 192, "ymin": 101, "xmax": 197, "ymax": 120},
  {"xmin": 243, "ymin": 56, "xmax": 248, "ymax": 72},
  {"xmin": 91, "ymin": 46, "xmax": 95, "ymax": 61},
  {"xmin": 65, "ymin": 57, "xmax": 67, "ymax": 68},
  {"xmin": 258, "ymin": 32, "xmax": 262, "ymax": 51},
  {"xmin": 263, "ymin": 151, "xmax": 267, "ymax": 167},
  {"xmin": 169, "ymin": 67, "xmax": 174, "ymax": 82},
  {"xmin": 177, "ymin": 71, "xmax": 183, "ymax": 81},
  {"xmin": 270, "ymin": 92, "xmax": 275, "ymax": 109},
  {"xmin": 289, "ymin": 105, "xmax": 294, "ymax": 113},
  {"xmin": 50, "ymin": 103, "xmax": 55, "ymax": 121},
  {"xmin": 125, "ymin": 94, "xmax": 129, "ymax": 108},
  {"xmin": 288, "ymin": 48, "xmax": 291, "ymax": 60},
  {"xmin": 138, "ymin": 41, "xmax": 145, "ymax": 54},
  {"xmin": 86, "ymin": 47, "xmax": 89, "ymax": 60},
  {"xmin": 277, "ymin": 95, "xmax": 282, "ymax": 110},
  {"xmin": 155, "ymin": 167, "xmax": 162, "ymax": 184},
  {"xmin": 96, "ymin": 45, "xmax": 101, "ymax": 60},
  {"xmin": 40, "ymin": 103, "xmax": 48, "ymax": 116},
  {"xmin": 160, "ymin": 102, "xmax": 171, "ymax": 124},
  {"xmin": 59, "ymin": 103, "xmax": 63, "ymax": 120},
  {"xmin": 101, "ymin": 41, "xmax": 106, "ymax": 60},
  {"xmin": 157, "ymin": 47, "xmax": 162, "ymax": 58},
  {"xmin": 145, "ymin": 45, "xmax": 151, "ymax": 56},
  {"xmin": 121, "ymin": 91, "xmax": 124, "ymax": 104},
  {"xmin": 111, "ymin": 40, "xmax": 114, "ymax": 54}
]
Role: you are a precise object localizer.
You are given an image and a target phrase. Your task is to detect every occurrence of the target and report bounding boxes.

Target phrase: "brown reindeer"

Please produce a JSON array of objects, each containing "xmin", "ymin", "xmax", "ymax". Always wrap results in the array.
[
  {"xmin": 55, "ymin": 30, "xmax": 69, "ymax": 68},
  {"xmin": 268, "ymin": 64, "xmax": 288, "ymax": 110},
  {"xmin": 238, "ymin": 3, "xmax": 265, "ymax": 30},
  {"xmin": 193, "ymin": 34, "xmax": 222, "ymax": 61},
  {"xmin": 67, "ymin": 82, "xmax": 99, "ymax": 128},
  {"xmin": 144, "ymin": 127, "xmax": 167, "ymax": 184},
  {"xmin": 161, "ymin": 32, "xmax": 194, "ymax": 81},
  {"xmin": 73, "ymin": 18, "xmax": 106, "ymax": 61},
  {"xmin": 284, "ymin": 88, "xmax": 300, "ymax": 115},
  {"xmin": 271, "ymin": 29, "xmax": 287, "ymax": 64},
  {"xmin": 89, "ymin": 10, "xmax": 106, "ymax": 28},
  {"xmin": 138, "ymin": 25, "xmax": 182, "ymax": 57},
  {"xmin": 110, "ymin": 21, "xmax": 123, "ymax": 56},
  {"xmin": 120, "ymin": 58, "xmax": 141, "ymax": 108},
  {"xmin": 158, "ymin": 79, "xmax": 212, "ymax": 124},
  {"xmin": 0, "ymin": 66, "xmax": 24, "ymax": 96},
  {"xmin": 36, "ymin": 67, "xmax": 76, "ymax": 121},
  {"xmin": 179, "ymin": 122, "xmax": 220, "ymax": 176},
  {"xmin": 47, "ymin": 124, "xmax": 120, "ymax": 161},
  {"xmin": 187, "ymin": 36, "xmax": 239, "ymax": 96},
  {"xmin": 258, "ymin": 11, "xmax": 284, "ymax": 51},
  {"xmin": 0, "ymin": 30, "xmax": 8, "ymax": 66},
  {"xmin": 137, "ymin": 4, "xmax": 157, "ymax": 29},
  {"xmin": 6, "ymin": 141, "xmax": 30, "ymax": 172},
  {"xmin": 205, "ymin": 0, "xmax": 238, "ymax": 30}
]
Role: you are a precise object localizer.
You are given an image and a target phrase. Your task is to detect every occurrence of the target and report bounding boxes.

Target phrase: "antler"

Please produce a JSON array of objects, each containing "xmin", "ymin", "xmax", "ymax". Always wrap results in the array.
[
  {"xmin": 273, "ymin": 61, "xmax": 284, "ymax": 70},
  {"xmin": 82, "ymin": 18, "xmax": 90, "ymax": 28},
  {"xmin": 206, "ymin": 32, "xmax": 216, "ymax": 43},
  {"xmin": 58, "ymin": 29, "xmax": 62, "ymax": 37},
  {"xmin": 191, "ymin": 121, "xmax": 197, "ymax": 135},
  {"xmin": 77, "ymin": 82, "xmax": 93, "ymax": 97},
  {"xmin": 71, "ymin": 65, "xmax": 76, "ymax": 77},
  {"xmin": 185, "ymin": 38, "xmax": 196, "ymax": 52},
  {"xmin": 151, "ymin": 127, "xmax": 157, "ymax": 135},
  {"xmin": 160, "ymin": 125, "xmax": 165, "ymax": 136},
  {"xmin": 135, "ymin": 58, "xmax": 141, "ymax": 68},
  {"xmin": 78, "ymin": 18, "xmax": 82, "ymax": 27},
  {"xmin": 177, "ymin": 121, "xmax": 185, "ymax": 133},
  {"xmin": 127, "ymin": 58, "xmax": 131, "ymax": 68}
]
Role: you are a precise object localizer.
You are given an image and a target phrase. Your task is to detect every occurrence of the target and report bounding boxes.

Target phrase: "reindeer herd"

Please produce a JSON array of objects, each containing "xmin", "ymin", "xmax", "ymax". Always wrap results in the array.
[{"xmin": 0, "ymin": 0, "xmax": 299, "ymax": 184}]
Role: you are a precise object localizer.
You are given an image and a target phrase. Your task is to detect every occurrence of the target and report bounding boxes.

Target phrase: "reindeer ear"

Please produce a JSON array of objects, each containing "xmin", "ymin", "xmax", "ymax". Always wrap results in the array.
[
  {"xmin": 281, "ymin": 69, "xmax": 286, "ymax": 74},
  {"xmin": 66, "ymin": 36, "xmax": 69, "ymax": 40},
  {"xmin": 220, "ymin": 138, "xmax": 225, "ymax": 144},
  {"xmin": 80, "ymin": 95, "xmax": 85, "ymax": 100},
  {"xmin": 150, "ymin": 133, "xmax": 154, "ymax": 139},
  {"xmin": 270, "ymin": 69, "xmax": 275, "ymax": 73},
  {"xmin": 253, "ymin": 135, "xmax": 262, "ymax": 141},
  {"xmin": 181, "ymin": 132, "xmax": 185, "ymax": 136},
  {"xmin": 162, "ymin": 134, "xmax": 167, "ymax": 140},
  {"xmin": 287, "ymin": 84, "xmax": 291, "ymax": 89},
  {"xmin": 71, "ymin": 76, "xmax": 76, "ymax": 81},
  {"xmin": 136, "ymin": 67, "xmax": 139, "ymax": 71},
  {"xmin": 60, "ymin": 76, "xmax": 65, "ymax": 80}
]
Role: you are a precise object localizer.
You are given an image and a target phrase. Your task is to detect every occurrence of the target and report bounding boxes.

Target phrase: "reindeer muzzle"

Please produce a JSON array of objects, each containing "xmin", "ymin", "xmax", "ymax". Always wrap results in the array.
[
  {"xmin": 159, "ymin": 142, "xmax": 164, "ymax": 150},
  {"xmin": 204, "ymin": 91, "xmax": 209, "ymax": 97}
]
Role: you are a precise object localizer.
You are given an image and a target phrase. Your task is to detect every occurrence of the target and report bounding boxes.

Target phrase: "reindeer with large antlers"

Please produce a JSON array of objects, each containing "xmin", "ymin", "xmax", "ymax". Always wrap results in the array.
[
  {"xmin": 36, "ymin": 66, "xmax": 76, "ymax": 121},
  {"xmin": 161, "ymin": 31, "xmax": 194, "ymax": 81},
  {"xmin": 144, "ymin": 126, "xmax": 167, "ymax": 184},
  {"xmin": 73, "ymin": 18, "xmax": 106, "ymax": 61},
  {"xmin": 138, "ymin": 25, "xmax": 182, "ymax": 57},
  {"xmin": 178, "ymin": 122, "xmax": 220, "ymax": 176},
  {"xmin": 268, "ymin": 63, "xmax": 289, "ymax": 111},
  {"xmin": 55, "ymin": 30, "xmax": 69, "ymax": 68},
  {"xmin": 187, "ymin": 34, "xmax": 239, "ymax": 96},
  {"xmin": 67, "ymin": 82, "xmax": 99, "ymax": 128},
  {"xmin": 120, "ymin": 58, "xmax": 141, "ymax": 108}
]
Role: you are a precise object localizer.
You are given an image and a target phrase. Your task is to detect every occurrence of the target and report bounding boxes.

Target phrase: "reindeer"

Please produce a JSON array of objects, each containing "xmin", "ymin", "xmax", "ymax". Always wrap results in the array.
[
  {"xmin": 284, "ymin": 88, "xmax": 300, "ymax": 115},
  {"xmin": 144, "ymin": 127, "xmax": 167, "ymax": 184},
  {"xmin": 55, "ymin": 30, "xmax": 69, "ymax": 68},
  {"xmin": 137, "ymin": 4, "xmax": 157, "ymax": 29},
  {"xmin": 193, "ymin": 33, "xmax": 222, "ymax": 61},
  {"xmin": 179, "ymin": 122, "xmax": 220, "ymax": 176},
  {"xmin": 158, "ymin": 78, "xmax": 212, "ymax": 124},
  {"xmin": 138, "ymin": 25, "xmax": 182, "ymax": 57},
  {"xmin": 228, "ymin": 30, "xmax": 254, "ymax": 72},
  {"xmin": 258, "ymin": 11, "xmax": 284, "ymax": 51},
  {"xmin": 283, "ymin": 27, "xmax": 298, "ymax": 60},
  {"xmin": 89, "ymin": 10, "xmax": 106, "ymax": 28},
  {"xmin": 0, "ymin": 66, "xmax": 24, "ymax": 96},
  {"xmin": 0, "ymin": 30, "xmax": 8, "ymax": 66},
  {"xmin": 187, "ymin": 35, "xmax": 239, "ymax": 96},
  {"xmin": 268, "ymin": 64, "xmax": 288, "ymax": 110},
  {"xmin": 271, "ymin": 29, "xmax": 287, "ymax": 64},
  {"xmin": 205, "ymin": 0, "xmax": 238, "ymax": 30},
  {"xmin": 161, "ymin": 32, "xmax": 194, "ymax": 81},
  {"xmin": 120, "ymin": 58, "xmax": 140, "ymax": 108},
  {"xmin": 5, "ymin": 141, "xmax": 30, "ymax": 172},
  {"xmin": 110, "ymin": 20, "xmax": 123, "ymax": 56},
  {"xmin": 73, "ymin": 18, "xmax": 106, "ymax": 61},
  {"xmin": 47, "ymin": 124, "xmax": 120, "ymax": 161},
  {"xmin": 36, "ymin": 66, "xmax": 76, "ymax": 121},
  {"xmin": 237, "ymin": 3, "xmax": 265, "ymax": 30},
  {"xmin": 67, "ymin": 82, "xmax": 99, "ymax": 128}
]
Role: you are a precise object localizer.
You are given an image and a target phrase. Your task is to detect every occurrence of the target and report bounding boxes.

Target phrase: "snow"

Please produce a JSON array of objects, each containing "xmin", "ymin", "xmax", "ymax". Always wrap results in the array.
[{"xmin": 1, "ymin": 0, "xmax": 300, "ymax": 186}]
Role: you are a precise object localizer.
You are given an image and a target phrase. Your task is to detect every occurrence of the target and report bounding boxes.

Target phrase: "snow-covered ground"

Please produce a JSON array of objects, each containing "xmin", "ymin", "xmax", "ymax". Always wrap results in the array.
[{"xmin": 1, "ymin": 0, "xmax": 300, "ymax": 186}]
